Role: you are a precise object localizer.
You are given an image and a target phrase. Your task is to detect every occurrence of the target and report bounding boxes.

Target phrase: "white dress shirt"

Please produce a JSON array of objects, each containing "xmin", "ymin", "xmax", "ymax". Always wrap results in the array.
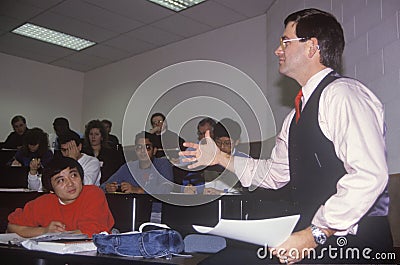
[
  {"xmin": 234, "ymin": 68, "xmax": 388, "ymax": 235},
  {"xmin": 28, "ymin": 153, "xmax": 101, "ymax": 190}
]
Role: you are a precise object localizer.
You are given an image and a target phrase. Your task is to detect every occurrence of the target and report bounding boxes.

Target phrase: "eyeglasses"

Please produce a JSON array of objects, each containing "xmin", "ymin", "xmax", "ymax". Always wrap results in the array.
[
  {"xmin": 215, "ymin": 139, "xmax": 232, "ymax": 147},
  {"xmin": 280, "ymin": 36, "xmax": 307, "ymax": 50},
  {"xmin": 135, "ymin": 144, "xmax": 152, "ymax": 151}
]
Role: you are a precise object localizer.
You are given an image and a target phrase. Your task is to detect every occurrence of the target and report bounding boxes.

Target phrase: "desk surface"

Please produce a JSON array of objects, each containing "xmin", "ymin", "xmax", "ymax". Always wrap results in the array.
[{"xmin": 0, "ymin": 244, "xmax": 209, "ymax": 265}]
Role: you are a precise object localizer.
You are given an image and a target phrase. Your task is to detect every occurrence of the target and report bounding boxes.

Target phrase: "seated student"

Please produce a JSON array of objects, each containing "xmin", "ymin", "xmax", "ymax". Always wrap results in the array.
[
  {"xmin": 82, "ymin": 120, "xmax": 124, "ymax": 184},
  {"xmin": 149, "ymin": 113, "xmax": 186, "ymax": 159},
  {"xmin": 184, "ymin": 118, "xmax": 248, "ymax": 195},
  {"xmin": 1, "ymin": 115, "xmax": 28, "ymax": 150},
  {"xmin": 48, "ymin": 117, "xmax": 82, "ymax": 151},
  {"xmin": 101, "ymin": 131, "xmax": 173, "ymax": 194},
  {"xmin": 101, "ymin": 119, "xmax": 120, "ymax": 150},
  {"xmin": 101, "ymin": 131, "xmax": 173, "ymax": 223},
  {"xmin": 7, "ymin": 157, "xmax": 114, "ymax": 238},
  {"xmin": 11, "ymin": 128, "xmax": 53, "ymax": 168},
  {"xmin": 28, "ymin": 130, "xmax": 101, "ymax": 191}
]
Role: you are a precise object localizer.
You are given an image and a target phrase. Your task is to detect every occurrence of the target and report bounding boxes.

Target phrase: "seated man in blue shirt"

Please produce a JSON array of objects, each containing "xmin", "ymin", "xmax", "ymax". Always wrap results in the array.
[{"xmin": 101, "ymin": 131, "xmax": 173, "ymax": 195}]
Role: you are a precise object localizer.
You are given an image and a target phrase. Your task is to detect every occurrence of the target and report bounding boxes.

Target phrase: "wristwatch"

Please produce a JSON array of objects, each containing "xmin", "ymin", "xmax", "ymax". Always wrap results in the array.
[{"xmin": 311, "ymin": 224, "xmax": 327, "ymax": 245}]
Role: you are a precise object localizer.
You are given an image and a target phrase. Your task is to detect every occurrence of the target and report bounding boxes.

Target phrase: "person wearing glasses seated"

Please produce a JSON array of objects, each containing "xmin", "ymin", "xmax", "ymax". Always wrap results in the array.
[
  {"xmin": 148, "ymin": 113, "xmax": 186, "ymax": 160},
  {"xmin": 100, "ymin": 131, "xmax": 173, "ymax": 194},
  {"xmin": 101, "ymin": 131, "xmax": 173, "ymax": 223},
  {"xmin": 8, "ymin": 157, "xmax": 114, "ymax": 238},
  {"xmin": 183, "ymin": 118, "xmax": 249, "ymax": 195}
]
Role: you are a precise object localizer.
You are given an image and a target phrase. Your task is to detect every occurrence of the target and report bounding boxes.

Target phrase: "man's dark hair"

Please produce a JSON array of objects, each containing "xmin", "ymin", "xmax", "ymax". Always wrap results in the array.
[
  {"xmin": 197, "ymin": 117, "xmax": 216, "ymax": 130},
  {"xmin": 11, "ymin": 115, "xmax": 26, "ymax": 126},
  {"xmin": 213, "ymin": 118, "xmax": 241, "ymax": 141},
  {"xmin": 150, "ymin": 113, "xmax": 165, "ymax": 122},
  {"xmin": 284, "ymin": 8, "xmax": 344, "ymax": 71},
  {"xmin": 42, "ymin": 157, "xmax": 84, "ymax": 192},
  {"xmin": 58, "ymin": 130, "xmax": 81, "ymax": 146},
  {"xmin": 53, "ymin": 117, "xmax": 71, "ymax": 136},
  {"xmin": 135, "ymin": 131, "xmax": 156, "ymax": 145},
  {"xmin": 22, "ymin": 127, "xmax": 49, "ymax": 157},
  {"xmin": 53, "ymin": 117, "xmax": 69, "ymax": 128},
  {"xmin": 101, "ymin": 119, "xmax": 112, "ymax": 128}
]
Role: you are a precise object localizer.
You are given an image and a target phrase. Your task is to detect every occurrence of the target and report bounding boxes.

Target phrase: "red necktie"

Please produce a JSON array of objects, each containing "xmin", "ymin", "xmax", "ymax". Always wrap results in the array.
[{"xmin": 295, "ymin": 89, "xmax": 303, "ymax": 123}]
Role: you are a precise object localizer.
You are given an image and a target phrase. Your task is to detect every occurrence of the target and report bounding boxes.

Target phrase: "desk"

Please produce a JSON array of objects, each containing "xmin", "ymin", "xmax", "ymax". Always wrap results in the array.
[
  {"xmin": 0, "ymin": 191, "xmax": 43, "ymax": 233},
  {"xmin": 0, "ymin": 245, "xmax": 208, "ymax": 265},
  {"xmin": 105, "ymin": 188, "xmax": 295, "ymax": 236}
]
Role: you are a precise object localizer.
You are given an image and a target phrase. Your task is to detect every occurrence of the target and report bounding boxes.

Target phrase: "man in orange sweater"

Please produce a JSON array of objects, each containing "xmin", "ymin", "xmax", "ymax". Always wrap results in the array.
[{"xmin": 8, "ymin": 157, "xmax": 114, "ymax": 238}]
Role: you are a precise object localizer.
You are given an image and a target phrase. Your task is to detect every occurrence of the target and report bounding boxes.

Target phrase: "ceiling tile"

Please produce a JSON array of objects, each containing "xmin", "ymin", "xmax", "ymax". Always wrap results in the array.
[
  {"xmin": 0, "ymin": 15, "xmax": 23, "ymax": 32},
  {"xmin": 31, "ymin": 11, "xmax": 118, "ymax": 42},
  {"xmin": 80, "ymin": 44, "xmax": 132, "ymax": 62},
  {"xmin": 84, "ymin": 0, "xmax": 174, "ymax": 24},
  {"xmin": 214, "ymin": 0, "xmax": 274, "ymax": 17},
  {"xmin": 0, "ymin": 32, "xmax": 74, "ymax": 61},
  {"xmin": 51, "ymin": 59, "xmax": 96, "ymax": 72},
  {"xmin": 126, "ymin": 25, "xmax": 184, "ymax": 46},
  {"xmin": 103, "ymin": 34, "xmax": 156, "ymax": 55},
  {"xmin": 0, "ymin": 0, "xmax": 272, "ymax": 72},
  {"xmin": 151, "ymin": 14, "xmax": 212, "ymax": 38},
  {"xmin": 51, "ymin": 0, "xmax": 143, "ymax": 33},
  {"xmin": 0, "ymin": 0, "xmax": 43, "ymax": 20},
  {"xmin": 15, "ymin": 0, "xmax": 64, "ymax": 9},
  {"xmin": 181, "ymin": 0, "xmax": 246, "ymax": 28}
]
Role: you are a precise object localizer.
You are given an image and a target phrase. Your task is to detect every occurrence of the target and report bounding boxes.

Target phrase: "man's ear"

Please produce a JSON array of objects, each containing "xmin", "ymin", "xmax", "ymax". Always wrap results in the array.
[
  {"xmin": 308, "ymin": 37, "xmax": 320, "ymax": 58},
  {"xmin": 234, "ymin": 139, "xmax": 240, "ymax": 147},
  {"xmin": 77, "ymin": 143, "xmax": 82, "ymax": 151}
]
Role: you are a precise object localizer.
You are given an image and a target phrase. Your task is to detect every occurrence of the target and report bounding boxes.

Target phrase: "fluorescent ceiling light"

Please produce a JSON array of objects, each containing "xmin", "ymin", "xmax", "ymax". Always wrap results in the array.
[
  {"xmin": 147, "ymin": 0, "xmax": 207, "ymax": 12},
  {"xmin": 11, "ymin": 23, "xmax": 96, "ymax": 51}
]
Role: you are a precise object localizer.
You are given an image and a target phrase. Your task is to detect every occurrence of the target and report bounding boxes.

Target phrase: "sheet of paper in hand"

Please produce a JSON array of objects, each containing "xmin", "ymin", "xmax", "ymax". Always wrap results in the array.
[{"xmin": 193, "ymin": 215, "xmax": 300, "ymax": 247}]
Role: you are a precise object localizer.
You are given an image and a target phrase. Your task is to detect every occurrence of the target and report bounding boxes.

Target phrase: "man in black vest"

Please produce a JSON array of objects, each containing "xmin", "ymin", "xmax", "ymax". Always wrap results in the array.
[{"xmin": 181, "ymin": 8, "xmax": 393, "ymax": 264}]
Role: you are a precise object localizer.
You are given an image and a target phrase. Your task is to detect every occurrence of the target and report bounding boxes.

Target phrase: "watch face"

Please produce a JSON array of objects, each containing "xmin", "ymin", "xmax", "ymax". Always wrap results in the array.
[
  {"xmin": 312, "ymin": 225, "xmax": 327, "ymax": 245},
  {"xmin": 317, "ymin": 233, "xmax": 327, "ymax": 244}
]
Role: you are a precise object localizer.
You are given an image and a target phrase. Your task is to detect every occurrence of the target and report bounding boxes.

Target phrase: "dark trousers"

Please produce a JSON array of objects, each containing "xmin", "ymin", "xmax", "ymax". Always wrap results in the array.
[{"xmin": 199, "ymin": 216, "xmax": 395, "ymax": 265}]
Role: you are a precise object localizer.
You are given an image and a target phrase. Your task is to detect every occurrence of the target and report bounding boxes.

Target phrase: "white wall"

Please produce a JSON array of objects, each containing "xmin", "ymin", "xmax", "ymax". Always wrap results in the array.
[
  {"xmin": 82, "ymin": 15, "xmax": 270, "ymax": 146},
  {"xmin": 0, "ymin": 53, "xmax": 84, "ymax": 139},
  {"xmin": 265, "ymin": 0, "xmax": 400, "ymax": 173}
]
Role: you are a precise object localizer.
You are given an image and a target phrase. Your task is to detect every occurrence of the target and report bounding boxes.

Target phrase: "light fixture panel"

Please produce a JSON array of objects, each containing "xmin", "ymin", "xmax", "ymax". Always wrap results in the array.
[
  {"xmin": 147, "ymin": 0, "xmax": 207, "ymax": 12},
  {"xmin": 12, "ymin": 23, "xmax": 96, "ymax": 51}
]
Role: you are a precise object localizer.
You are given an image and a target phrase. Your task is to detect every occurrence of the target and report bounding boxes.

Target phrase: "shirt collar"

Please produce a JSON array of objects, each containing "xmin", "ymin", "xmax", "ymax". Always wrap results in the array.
[{"xmin": 301, "ymin": 68, "xmax": 333, "ymax": 106}]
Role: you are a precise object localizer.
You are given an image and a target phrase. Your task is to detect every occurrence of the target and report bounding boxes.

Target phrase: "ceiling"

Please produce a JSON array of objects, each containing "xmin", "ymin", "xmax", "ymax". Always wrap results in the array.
[{"xmin": 0, "ymin": 0, "xmax": 275, "ymax": 72}]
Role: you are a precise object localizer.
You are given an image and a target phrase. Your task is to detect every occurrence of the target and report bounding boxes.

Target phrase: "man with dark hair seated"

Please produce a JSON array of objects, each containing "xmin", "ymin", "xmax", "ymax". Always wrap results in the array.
[
  {"xmin": 28, "ymin": 130, "xmax": 101, "ymax": 190},
  {"xmin": 101, "ymin": 131, "xmax": 173, "ymax": 223},
  {"xmin": 101, "ymin": 131, "xmax": 173, "ymax": 194},
  {"xmin": 7, "ymin": 157, "xmax": 114, "ymax": 238},
  {"xmin": 1, "ymin": 115, "xmax": 28, "ymax": 150}
]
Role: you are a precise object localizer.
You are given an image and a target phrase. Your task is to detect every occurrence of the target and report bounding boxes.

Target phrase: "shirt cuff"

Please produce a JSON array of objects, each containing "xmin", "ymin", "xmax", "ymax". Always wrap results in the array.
[{"xmin": 312, "ymin": 205, "xmax": 359, "ymax": 236}]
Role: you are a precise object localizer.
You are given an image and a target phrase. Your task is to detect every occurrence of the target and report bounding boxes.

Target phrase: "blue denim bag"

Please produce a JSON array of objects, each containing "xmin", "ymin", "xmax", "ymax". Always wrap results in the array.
[{"xmin": 93, "ymin": 223, "xmax": 184, "ymax": 258}]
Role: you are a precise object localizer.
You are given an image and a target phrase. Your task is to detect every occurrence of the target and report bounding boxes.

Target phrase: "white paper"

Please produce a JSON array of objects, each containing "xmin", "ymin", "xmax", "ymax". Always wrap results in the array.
[
  {"xmin": 0, "ymin": 233, "xmax": 27, "ymax": 245},
  {"xmin": 21, "ymin": 239, "xmax": 96, "ymax": 254},
  {"xmin": 0, "ymin": 188, "xmax": 32, "ymax": 192},
  {"xmin": 193, "ymin": 215, "xmax": 300, "ymax": 247}
]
